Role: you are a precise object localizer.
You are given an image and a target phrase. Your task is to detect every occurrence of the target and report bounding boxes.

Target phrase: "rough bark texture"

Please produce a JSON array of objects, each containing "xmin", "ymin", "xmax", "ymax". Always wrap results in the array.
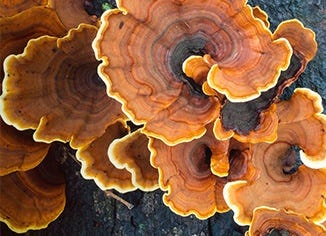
[{"xmin": 1, "ymin": 0, "xmax": 324, "ymax": 235}]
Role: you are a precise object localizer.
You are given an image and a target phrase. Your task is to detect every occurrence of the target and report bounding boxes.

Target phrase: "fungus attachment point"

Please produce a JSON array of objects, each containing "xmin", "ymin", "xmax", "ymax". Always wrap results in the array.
[{"xmin": 281, "ymin": 145, "xmax": 302, "ymax": 175}]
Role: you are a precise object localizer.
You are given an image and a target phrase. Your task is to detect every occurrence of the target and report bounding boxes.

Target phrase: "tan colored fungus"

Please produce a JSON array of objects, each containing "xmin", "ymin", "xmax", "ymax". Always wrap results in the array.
[
  {"xmin": 0, "ymin": 23, "xmax": 126, "ymax": 148},
  {"xmin": 108, "ymin": 129, "xmax": 159, "ymax": 191}
]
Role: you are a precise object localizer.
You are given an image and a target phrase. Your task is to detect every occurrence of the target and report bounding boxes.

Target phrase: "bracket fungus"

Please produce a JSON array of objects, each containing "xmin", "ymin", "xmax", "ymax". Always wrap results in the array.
[
  {"xmin": 48, "ymin": 0, "xmax": 99, "ymax": 28},
  {"xmin": 223, "ymin": 89, "xmax": 326, "ymax": 225},
  {"xmin": 149, "ymin": 124, "xmax": 229, "ymax": 219},
  {"xmin": 76, "ymin": 121, "xmax": 137, "ymax": 193},
  {"xmin": 0, "ymin": 0, "xmax": 48, "ymax": 17},
  {"xmin": 247, "ymin": 207, "xmax": 326, "ymax": 236},
  {"xmin": 0, "ymin": 144, "xmax": 66, "ymax": 233},
  {"xmin": 93, "ymin": 0, "xmax": 293, "ymax": 145},
  {"xmin": 0, "ymin": 23, "xmax": 126, "ymax": 149},
  {"xmin": 0, "ymin": 117, "xmax": 50, "ymax": 176},
  {"xmin": 212, "ymin": 19, "xmax": 317, "ymax": 143},
  {"xmin": 108, "ymin": 129, "xmax": 159, "ymax": 191},
  {"xmin": 0, "ymin": 6, "xmax": 67, "ymax": 79}
]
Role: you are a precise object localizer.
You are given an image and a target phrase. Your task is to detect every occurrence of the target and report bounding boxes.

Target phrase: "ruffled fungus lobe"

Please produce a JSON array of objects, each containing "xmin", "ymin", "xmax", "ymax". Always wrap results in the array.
[
  {"xmin": 213, "ymin": 19, "xmax": 317, "ymax": 143},
  {"xmin": 48, "ymin": 0, "xmax": 99, "ymax": 28},
  {"xmin": 108, "ymin": 130, "xmax": 159, "ymax": 191},
  {"xmin": 93, "ymin": 0, "xmax": 291, "ymax": 144},
  {"xmin": 276, "ymin": 88, "xmax": 326, "ymax": 169},
  {"xmin": 76, "ymin": 122, "xmax": 137, "ymax": 192},
  {"xmin": 0, "ymin": 6, "xmax": 67, "ymax": 79},
  {"xmin": 0, "ymin": 144, "xmax": 65, "ymax": 233},
  {"xmin": 0, "ymin": 118, "xmax": 50, "ymax": 176},
  {"xmin": 0, "ymin": 23, "xmax": 126, "ymax": 148},
  {"xmin": 223, "ymin": 89, "xmax": 326, "ymax": 225},
  {"xmin": 247, "ymin": 207, "xmax": 326, "ymax": 236},
  {"xmin": 0, "ymin": 0, "xmax": 48, "ymax": 17},
  {"xmin": 149, "ymin": 125, "xmax": 229, "ymax": 219}
]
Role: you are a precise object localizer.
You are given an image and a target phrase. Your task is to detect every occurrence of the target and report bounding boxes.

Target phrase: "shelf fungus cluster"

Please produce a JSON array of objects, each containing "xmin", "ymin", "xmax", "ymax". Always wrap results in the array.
[{"xmin": 0, "ymin": 0, "xmax": 325, "ymax": 234}]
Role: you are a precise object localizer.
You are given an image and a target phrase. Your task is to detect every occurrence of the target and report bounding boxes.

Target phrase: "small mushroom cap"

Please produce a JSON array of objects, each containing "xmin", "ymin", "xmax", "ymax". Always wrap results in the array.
[
  {"xmin": 0, "ymin": 6, "xmax": 67, "ymax": 79},
  {"xmin": 76, "ymin": 122, "xmax": 137, "ymax": 193},
  {"xmin": 273, "ymin": 19, "xmax": 317, "ymax": 63},
  {"xmin": 0, "ymin": 0, "xmax": 48, "ymax": 17},
  {"xmin": 48, "ymin": 0, "xmax": 99, "ymax": 29},
  {"xmin": 223, "ymin": 89, "xmax": 326, "ymax": 225},
  {"xmin": 0, "ymin": 117, "xmax": 50, "ymax": 176},
  {"xmin": 108, "ymin": 129, "xmax": 159, "ymax": 191},
  {"xmin": 276, "ymin": 88, "xmax": 326, "ymax": 169},
  {"xmin": 149, "ymin": 124, "xmax": 229, "ymax": 219},
  {"xmin": 1, "ymin": 23, "xmax": 127, "ymax": 148},
  {"xmin": 247, "ymin": 207, "xmax": 326, "ymax": 236},
  {"xmin": 0, "ymin": 144, "xmax": 65, "ymax": 233}
]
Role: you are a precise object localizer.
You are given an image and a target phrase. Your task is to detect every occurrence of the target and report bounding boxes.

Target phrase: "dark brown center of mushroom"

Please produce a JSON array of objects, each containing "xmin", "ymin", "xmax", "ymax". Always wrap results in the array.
[
  {"xmin": 282, "ymin": 145, "xmax": 302, "ymax": 175},
  {"xmin": 190, "ymin": 143, "xmax": 212, "ymax": 174},
  {"xmin": 265, "ymin": 228, "xmax": 294, "ymax": 236},
  {"xmin": 220, "ymin": 54, "xmax": 302, "ymax": 135},
  {"xmin": 169, "ymin": 35, "xmax": 209, "ymax": 97}
]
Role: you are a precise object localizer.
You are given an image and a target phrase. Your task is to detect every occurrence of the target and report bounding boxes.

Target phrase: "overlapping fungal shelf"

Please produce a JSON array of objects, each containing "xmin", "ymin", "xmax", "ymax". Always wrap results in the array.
[{"xmin": 0, "ymin": 0, "xmax": 325, "ymax": 234}]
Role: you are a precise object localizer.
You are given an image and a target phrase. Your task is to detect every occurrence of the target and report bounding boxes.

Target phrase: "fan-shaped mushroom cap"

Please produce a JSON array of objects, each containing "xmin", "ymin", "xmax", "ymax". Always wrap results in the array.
[
  {"xmin": 274, "ymin": 19, "xmax": 317, "ymax": 63},
  {"xmin": 0, "ymin": 6, "xmax": 67, "ymax": 79},
  {"xmin": 0, "ymin": 118, "xmax": 50, "ymax": 176},
  {"xmin": 247, "ymin": 207, "xmax": 326, "ymax": 236},
  {"xmin": 223, "ymin": 89, "xmax": 326, "ymax": 225},
  {"xmin": 48, "ymin": 0, "xmax": 99, "ymax": 28},
  {"xmin": 93, "ymin": 0, "xmax": 289, "ymax": 144},
  {"xmin": 76, "ymin": 122, "xmax": 137, "ymax": 193},
  {"xmin": 149, "ymin": 125, "xmax": 229, "ymax": 219},
  {"xmin": 0, "ymin": 23, "xmax": 127, "ymax": 149},
  {"xmin": 276, "ymin": 88, "xmax": 326, "ymax": 169},
  {"xmin": 0, "ymin": 144, "xmax": 65, "ymax": 233},
  {"xmin": 108, "ymin": 129, "xmax": 159, "ymax": 191},
  {"xmin": 0, "ymin": 0, "xmax": 48, "ymax": 17}
]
